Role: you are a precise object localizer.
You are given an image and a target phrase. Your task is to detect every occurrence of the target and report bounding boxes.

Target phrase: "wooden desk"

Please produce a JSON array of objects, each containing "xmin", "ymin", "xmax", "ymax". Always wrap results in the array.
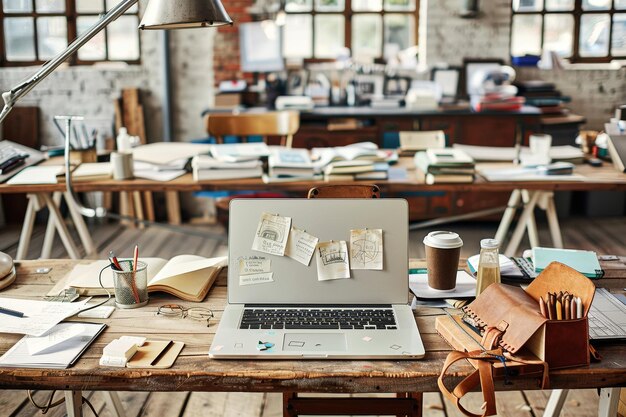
[{"xmin": 1, "ymin": 259, "xmax": 625, "ymax": 399}]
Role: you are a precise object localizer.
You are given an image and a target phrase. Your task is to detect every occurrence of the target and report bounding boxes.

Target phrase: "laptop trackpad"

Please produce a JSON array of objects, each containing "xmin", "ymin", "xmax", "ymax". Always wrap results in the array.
[{"xmin": 283, "ymin": 333, "xmax": 347, "ymax": 351}]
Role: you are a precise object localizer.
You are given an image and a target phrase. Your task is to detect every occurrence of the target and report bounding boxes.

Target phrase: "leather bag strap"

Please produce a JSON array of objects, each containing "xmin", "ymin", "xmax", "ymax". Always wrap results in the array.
[
  {"xmin": 438, "ymin": 349, "xmax": 500, "ymax": 417},
  {"xmin": 438, "ymin": 348, "xmax": 550, "ymax": 417}
]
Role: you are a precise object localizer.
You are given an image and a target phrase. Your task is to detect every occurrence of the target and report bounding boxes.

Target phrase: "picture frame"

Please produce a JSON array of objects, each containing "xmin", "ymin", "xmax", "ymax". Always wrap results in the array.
[
  {"xmin": 462, "ymin": 58, "xmax": 504, "ymax": 98},
  {"xmin": 431, "ymin": 67, "xmax": 461, "ymax": 100},
  {"xmin": 354, "ymin": 74, "xmax": 385, "ymax": 99}
]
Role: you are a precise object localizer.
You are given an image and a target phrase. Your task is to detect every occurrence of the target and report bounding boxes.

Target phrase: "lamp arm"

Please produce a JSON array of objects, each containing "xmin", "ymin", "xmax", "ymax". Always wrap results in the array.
[{"xmin": 0, "ymin": 0, "xmax": 139, "ymax": 124}]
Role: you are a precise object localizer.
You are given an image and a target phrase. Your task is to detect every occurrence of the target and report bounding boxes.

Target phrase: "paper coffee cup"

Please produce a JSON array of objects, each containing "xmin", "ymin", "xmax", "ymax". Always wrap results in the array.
[{"xmin": 423, "ymin": 231, "xmax": 463, "ymax": 291}]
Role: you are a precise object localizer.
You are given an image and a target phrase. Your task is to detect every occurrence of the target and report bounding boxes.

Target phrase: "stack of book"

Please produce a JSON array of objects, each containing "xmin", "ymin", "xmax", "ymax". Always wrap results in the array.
[
  {"xmin": 191, "ymin": 156, "xmax": 263, "ymax": 181},
  {"xmin": 514, "ymin": 80, "xmax": 571, "ymax": 115},
  {"xmin": 473, "ymin": 92, "xmax": 525, "ymax": 112},
  {"xmin": 312, "ymin": 142, "xmax": 397, "ymax": 181},
  {"xmin": 192, "ymin": 142, "xmax": 270, "ymax": 181},
  {"xmin": 414, "ymin": 148, "xmax": 475, "ymax": 184},
  {"xmin": 265, "ymin": 147, "xmax": 321, "ymax": 183}
]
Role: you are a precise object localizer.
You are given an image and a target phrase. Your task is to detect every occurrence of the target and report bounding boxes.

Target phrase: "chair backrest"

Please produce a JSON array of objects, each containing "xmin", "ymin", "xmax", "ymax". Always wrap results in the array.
[
  {"xmin": 307, "ymin": 184, "xmax": 380, "ymax": 199},
  {"xmin": 205, "ymin": 111, "xmax": 300, "ymax": 147}
]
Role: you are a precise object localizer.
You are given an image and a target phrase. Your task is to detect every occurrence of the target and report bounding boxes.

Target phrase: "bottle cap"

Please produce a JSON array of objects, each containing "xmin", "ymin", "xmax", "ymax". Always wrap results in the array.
[
  {"xmin": 423, "ymin": 231, "xmax": 463, "ymax": 249},
  {"xmin": 480, "ymin": 238, "xmax": 499, "ymax": 249}
]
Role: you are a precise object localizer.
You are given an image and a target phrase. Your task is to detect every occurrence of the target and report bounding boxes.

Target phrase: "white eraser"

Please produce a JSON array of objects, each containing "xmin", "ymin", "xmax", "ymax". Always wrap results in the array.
[{"xmin": 119, "ymin": 336, "xmax": 146, "ymax": 347}]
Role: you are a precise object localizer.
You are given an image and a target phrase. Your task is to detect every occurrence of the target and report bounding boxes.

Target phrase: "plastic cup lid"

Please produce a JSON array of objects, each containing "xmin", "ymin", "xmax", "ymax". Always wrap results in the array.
[{"xmin": 423, "ymin": 231, "xmax": 463, "ymax": 249}]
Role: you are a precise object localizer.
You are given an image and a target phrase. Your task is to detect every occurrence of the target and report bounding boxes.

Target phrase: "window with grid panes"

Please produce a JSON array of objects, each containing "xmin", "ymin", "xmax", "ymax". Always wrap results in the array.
[
  {"xmin": 1, "ymin": 0, "xmax": 141, "ymax": 66},
  {"xmin": 511, "ymin": 0, "xmax": 626, "ymax": 63},
  {"xmin": 282, "ymin": 0, "xmax": 418, "ymax": 61}
]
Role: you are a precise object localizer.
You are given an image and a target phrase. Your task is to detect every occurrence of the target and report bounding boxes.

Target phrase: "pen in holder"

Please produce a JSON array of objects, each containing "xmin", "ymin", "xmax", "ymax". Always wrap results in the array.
[{"xmin": 112, "ymin": 260, "xmax": 148, "ymax": 309}]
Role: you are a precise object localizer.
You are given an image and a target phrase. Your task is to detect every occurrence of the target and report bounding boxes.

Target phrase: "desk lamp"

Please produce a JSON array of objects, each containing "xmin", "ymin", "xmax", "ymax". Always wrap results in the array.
[{"xmin": 0, "ymin": 0, "xmax": 232, "ymax": 217}]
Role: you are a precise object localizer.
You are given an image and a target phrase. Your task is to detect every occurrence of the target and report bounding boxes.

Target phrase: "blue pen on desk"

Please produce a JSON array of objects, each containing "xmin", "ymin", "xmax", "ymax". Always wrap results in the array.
[{"xmin": 0, "ymin": 306, "xmax": 26, "ymax": 318}]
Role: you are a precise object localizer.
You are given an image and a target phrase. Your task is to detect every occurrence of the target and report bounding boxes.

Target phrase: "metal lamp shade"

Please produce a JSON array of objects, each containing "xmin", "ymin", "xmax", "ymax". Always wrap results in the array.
[{"xmin": 139, "ymin": 0, "xmax": 233, "ymax": 29}]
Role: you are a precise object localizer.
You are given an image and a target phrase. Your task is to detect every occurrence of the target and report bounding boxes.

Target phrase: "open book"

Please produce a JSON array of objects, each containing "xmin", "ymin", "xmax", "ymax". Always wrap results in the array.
[{"xmin": 57, "ymin": 255, "xmax": 227, "ymax": 302}]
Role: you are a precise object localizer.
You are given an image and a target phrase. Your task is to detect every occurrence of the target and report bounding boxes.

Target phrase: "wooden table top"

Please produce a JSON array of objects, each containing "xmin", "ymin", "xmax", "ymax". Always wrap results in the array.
[
  {"xmin": 0, "ymin": 259, "xmax": 625, "ymax": 393},
  {"xmin": 1, "ymin": 158, "xmax": 626, "ymax": 194}
]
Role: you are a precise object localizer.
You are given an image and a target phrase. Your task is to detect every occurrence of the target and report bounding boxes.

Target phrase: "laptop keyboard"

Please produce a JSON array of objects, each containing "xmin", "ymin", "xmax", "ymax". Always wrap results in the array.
[{"xmin": 240, "ymin": 307, "xmax": 397, "ymax": 330}]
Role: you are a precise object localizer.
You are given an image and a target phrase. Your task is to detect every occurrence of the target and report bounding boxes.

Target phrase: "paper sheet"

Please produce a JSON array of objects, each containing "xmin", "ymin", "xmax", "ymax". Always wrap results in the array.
[
  {"xmin": 7, "ymin": 166, "xmax": 64, "ymax": 185},
  {"xmin": 350, "ymin": 229, "xmax": 383, "ymax": 270},
  {"xmin": 238, "ymin": 257, "xmax": 271, "ymax": 275},
  {"xmin": 252, "ymin": 212, "xmax": 292, "ymax": 256},
  {"xmin": 26, "ymin": 324, "xmax": 86, "ymax": 355},
  {"xmin": 240, "ymin": 272, "xmax": 274, "ymax": 286},
  {"xmin": 316, "ymin": 241, "xmax": 351, "ymax": 281},
  {"xmin": 285, "ymin": 227, "xmax": 319, "ymax": 266},
  {"xmin": 408, "ymin": 271, "xmax": 476, "ymax": 299},
  {"xmin": 0, "ymin": 298, "xmax": 89, "ymax": 337}
]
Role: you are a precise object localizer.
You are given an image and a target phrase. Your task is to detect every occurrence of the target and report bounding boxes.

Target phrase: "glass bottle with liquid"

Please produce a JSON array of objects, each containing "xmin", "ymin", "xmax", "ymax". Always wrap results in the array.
[{"xmin": 476, "ymin": 239, "xmax": 501, "ymax": 296}]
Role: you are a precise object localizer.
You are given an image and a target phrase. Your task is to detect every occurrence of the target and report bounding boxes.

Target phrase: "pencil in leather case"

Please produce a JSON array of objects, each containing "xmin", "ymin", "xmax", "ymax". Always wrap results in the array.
[{"xmin": 462, "ymin": 261, "xmax": 595, "ymax": 369}]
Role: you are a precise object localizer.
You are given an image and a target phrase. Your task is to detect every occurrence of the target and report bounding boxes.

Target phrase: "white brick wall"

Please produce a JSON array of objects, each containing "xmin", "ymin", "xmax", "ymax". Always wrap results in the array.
[
  {"xmin": 0, "ymin": 0, "xmax": 213, "ymax": 145},
  {"xmin": 423, "ymin": 0, "xmax": 626, "ymax": 129},
  {"xmin": 1, "ymin": 0, "xmax": 623, "ymax": 144}
]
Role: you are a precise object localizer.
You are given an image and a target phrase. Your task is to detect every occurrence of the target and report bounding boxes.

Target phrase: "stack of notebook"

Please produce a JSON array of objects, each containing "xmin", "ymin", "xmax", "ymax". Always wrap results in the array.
[
  {"xmin": 414, "ymin": 148, "xmax": 475, "ymax": 184},
  {"xmin": 467, "ymin": 247, "xmax": 604, "ymax": 281}
]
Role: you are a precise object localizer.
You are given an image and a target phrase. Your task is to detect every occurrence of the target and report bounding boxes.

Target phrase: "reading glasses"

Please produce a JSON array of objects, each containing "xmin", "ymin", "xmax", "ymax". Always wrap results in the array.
[{"xmin": 157, "ymin": 304, "xmax": 214, "ymax": 327}]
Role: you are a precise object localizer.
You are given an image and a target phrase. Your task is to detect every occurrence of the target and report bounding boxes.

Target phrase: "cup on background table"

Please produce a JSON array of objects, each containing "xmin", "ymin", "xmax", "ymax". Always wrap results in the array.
[
  {"xmin": 111, "ymin": 151, "xmax": 134, "ymax": 180},
  {"xmin": 112, "ymin": 260, "xmax": 148, "ymax": 309},
  {"xmin": 529, "ymin": 133, "xmax": 552, "ymax": 157},
  {"xmin": 423, "ymin": 231, "xmax": 463, "ymax": 291}
]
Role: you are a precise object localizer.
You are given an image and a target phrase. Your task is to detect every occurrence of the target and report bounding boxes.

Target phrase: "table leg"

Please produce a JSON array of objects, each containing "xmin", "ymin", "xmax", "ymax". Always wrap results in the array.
[
  {"xmin": 42, "ymin": 193, "xmax": 80, "ymax": 259},
  {"xmin": 521, "ymin": 190, "xmax": 540, "ymax": 249},
  {"xmin": 41, "ymin": 192, "xmax": 63, "ymax": 258},
  {"xmin": 544, "ymin": 389, "xmax": 569, "ymax": 417},
  {"xmin": 63, "ymin": 192, "xmax": 97, "ymax": 256},
  {"xmin": 545, "ymin": 192, "xmax": 564, "ymax": 249},
  {"xmin": 102, "ymin": 392, "xmax": 127, "ymax": 417},
  {"xmin": 598, "ymin": 387, "xmax": 620, "ymax": 417},
  {"xmin": 16, "ymin": 194, "xmax": 41, "ymax": 260},
  {"xmin": 64, "ymin": 391, "xmax": 83, "ymax": 417},
  {"xmin": 495, "ymin": 189, "xmax": 522, "ymax": 244},
  {"xmin": 504, "ymin": 191, "xmax": 541, "ymax": 257}
]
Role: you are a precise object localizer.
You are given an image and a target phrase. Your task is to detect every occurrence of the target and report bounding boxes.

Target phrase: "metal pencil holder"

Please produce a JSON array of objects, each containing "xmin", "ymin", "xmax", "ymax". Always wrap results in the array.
[{"xmin": 112, "ymin": 260, "xmax": 148, "ymax": 309}]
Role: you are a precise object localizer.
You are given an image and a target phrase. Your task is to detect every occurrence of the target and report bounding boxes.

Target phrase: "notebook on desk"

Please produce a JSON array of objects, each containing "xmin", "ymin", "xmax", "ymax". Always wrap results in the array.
[{"xmin": 209, "ymin": 199, "xmax": 425, "ymax": 359}]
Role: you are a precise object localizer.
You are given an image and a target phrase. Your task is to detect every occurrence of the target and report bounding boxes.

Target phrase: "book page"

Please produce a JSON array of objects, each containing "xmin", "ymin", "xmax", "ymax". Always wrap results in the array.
[
  {"xmin": 68, "ymin": 258, "xmax": 167, "ymax": 290},
  {"xmin": 148, "ymin": 255, "xmax": 228, "ymax": 287}
]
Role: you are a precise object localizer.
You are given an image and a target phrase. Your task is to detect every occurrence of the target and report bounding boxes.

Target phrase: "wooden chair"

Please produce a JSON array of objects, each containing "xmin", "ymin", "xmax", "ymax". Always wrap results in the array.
[
  {"xmin": 205, "ymin": 111, "xmax": 300, "ymax": 229},
  {"xmin": 283, "ymin": 183, "xmax": 422, "ymax": 417},
  {"xmin": 204, "ymin": 111, "xmax": 300, "ymax": 147},
  {"xmin": 307, "ymin": 184, "xmax": 380, "ymax": 199}
]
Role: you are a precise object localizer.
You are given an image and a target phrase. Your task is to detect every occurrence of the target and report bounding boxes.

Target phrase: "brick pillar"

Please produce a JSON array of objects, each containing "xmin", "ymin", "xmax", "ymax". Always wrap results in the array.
[{"xmin": 213, "ymin": 0, "xmax": 255, "ymax": 85}]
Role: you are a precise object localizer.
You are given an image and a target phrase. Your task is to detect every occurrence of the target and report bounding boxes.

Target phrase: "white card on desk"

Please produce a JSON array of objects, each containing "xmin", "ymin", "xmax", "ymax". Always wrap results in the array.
[
  {"xmin": 409, "ymin": 271, "xmax": 476, "ymax": 299},
  {"xmin": 78, "ymin": 305, "xmax": 115, "ymax": 319}
]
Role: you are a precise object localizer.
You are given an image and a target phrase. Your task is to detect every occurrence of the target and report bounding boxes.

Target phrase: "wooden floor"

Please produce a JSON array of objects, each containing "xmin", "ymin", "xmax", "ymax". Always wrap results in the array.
[{"xmin": 1, "ymin": 215, "xmax": 625, "ymax": 417}]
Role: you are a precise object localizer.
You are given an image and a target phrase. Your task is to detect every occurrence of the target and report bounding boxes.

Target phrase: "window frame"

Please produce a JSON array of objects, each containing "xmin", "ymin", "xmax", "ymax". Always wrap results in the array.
[
  {"xmin": 510, "ymin": 0, "xmax": 626, "ymax": 64},
  {"xmin": 0, "ymin": 0, "xmax": 141, "ymax": 67},
  {"xmin": 283, "ymin": 0, "xmax": 420, "ymax": 61}
]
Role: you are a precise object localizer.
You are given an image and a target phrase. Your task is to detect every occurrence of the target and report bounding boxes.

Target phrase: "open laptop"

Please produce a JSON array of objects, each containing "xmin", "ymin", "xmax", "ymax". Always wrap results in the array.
[{"xmin": 209, "ymin": 198, "xmax": 425, "ymax": 359}]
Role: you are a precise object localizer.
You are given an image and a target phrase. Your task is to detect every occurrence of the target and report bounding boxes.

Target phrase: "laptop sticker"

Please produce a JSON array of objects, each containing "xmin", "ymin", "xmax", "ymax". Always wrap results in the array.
[
  {"xmin": 316, "ymin": 240, "xmax": 351, "ymax": 281},
  {"xmin": 285, "ymin": 227, "xmax": 319, "ymax": 266},
  {"xmin": 362, "ymin": 336, "xmax": 373, "ymax": 342},
  {"xmin": 257, "ymin": 341, "xmax": 275, "ymax": 351},
  {"xmin": 240, "ymin": 272, "xmax": 274, "ymax": 286},
  {"xmin": 350, "ymin": 228, "xmax": 383, "ymax": 270},
  {"xmin": 239, "ymin": 257, "xmax": 271, "ymax": 275},
  {"xmin": 252, "ymin": 212, "xmax": 292, "ymax": 256}
]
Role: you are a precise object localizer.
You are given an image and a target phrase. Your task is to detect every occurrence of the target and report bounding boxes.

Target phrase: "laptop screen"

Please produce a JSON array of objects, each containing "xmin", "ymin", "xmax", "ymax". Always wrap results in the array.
[{"xmin": 228, "ymin": 199, "xmax": 409, "ymax": 305}]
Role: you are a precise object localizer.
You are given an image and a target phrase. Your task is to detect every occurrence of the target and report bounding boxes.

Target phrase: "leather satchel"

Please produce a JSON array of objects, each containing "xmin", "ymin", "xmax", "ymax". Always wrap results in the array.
[{"xmin": 437, "ymin": 262, "xmax": 595, "ymax": 417}]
